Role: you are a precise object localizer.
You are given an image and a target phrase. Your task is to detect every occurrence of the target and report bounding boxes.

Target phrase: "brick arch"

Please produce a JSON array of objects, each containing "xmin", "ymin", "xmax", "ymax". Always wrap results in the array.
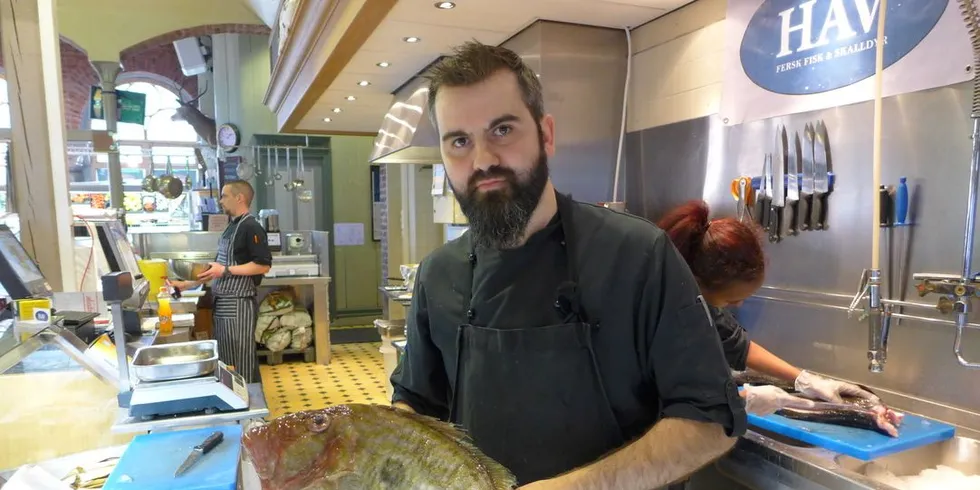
[
  {"xmin": 121, "ymin": 44, "xmax": 198, "ymax": 99},
  {"xmin": 121, "ymin": 24, "xmax": 271, "ymax": 56}
]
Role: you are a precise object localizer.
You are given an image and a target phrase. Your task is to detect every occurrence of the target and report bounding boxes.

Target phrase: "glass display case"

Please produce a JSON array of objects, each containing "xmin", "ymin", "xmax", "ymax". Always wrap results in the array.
[{"xmin": 0, "ymin": 320, "xmax": 134, "ymax": 472}]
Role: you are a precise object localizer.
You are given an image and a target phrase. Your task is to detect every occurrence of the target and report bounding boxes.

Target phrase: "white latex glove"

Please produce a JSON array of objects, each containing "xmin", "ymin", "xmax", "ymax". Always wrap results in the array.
[
  {"xmin": 794, "ymin": 370, "xmax": 879, "ymax": 403},
  {"xmin": 743, "ymin": 384, "xmax": 816, "ymax": 416}
]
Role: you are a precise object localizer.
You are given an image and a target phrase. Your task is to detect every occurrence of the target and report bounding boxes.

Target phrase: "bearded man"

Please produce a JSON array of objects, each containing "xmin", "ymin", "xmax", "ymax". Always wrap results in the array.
[{"xmin": 389, "ymin": 41, "xmax": 746, "ymax": 490}]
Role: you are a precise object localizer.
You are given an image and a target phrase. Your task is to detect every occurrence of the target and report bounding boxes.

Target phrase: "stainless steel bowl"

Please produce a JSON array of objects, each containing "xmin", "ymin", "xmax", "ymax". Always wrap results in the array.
[
  {"xmin": 168, "ymin": 258, "xmax": 212, "ymax": 281},
  {"xmin": 132, "ymin": 340, "xmax": 219, "ymax": 382}
]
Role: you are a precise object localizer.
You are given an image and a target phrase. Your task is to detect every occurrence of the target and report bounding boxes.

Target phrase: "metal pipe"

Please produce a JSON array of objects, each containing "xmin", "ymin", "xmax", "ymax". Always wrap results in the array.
[
  {"xmin": 866, "ymin": 269, "xmax": 890, "ymax": 372},
  {"xmin": 962, "ymin": 117, "xmax": 980, "ymax": 279},
  {"xmin": 953, "ymin": 312, "xmax": 980, "ymax": 367},
  {"xmin": 758, "ymin": 285, "xmax": 940, "ymax": 312},
  {"xmin": 754, "ymin": 293, "xmax": 980, "ymax": 329},
  {"xmin": 110, "ymin": 300, "xmax": 132, "ymax": 407}
]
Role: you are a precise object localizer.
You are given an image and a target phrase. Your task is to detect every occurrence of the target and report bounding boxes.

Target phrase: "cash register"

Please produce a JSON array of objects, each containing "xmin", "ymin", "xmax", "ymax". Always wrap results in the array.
[
  {"xmin": 0, "ymin": 225, "xmax": 101, "ymax": 341},
  {"xmin": 87, "ymin": 219, "xmax": 150, "ymax": 337}
]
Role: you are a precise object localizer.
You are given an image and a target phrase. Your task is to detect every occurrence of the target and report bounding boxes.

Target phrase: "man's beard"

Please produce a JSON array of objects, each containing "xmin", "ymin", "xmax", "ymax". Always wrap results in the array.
[{"xmin": 451, "ymin": 147, "xmax": 550, "ymax": 250}]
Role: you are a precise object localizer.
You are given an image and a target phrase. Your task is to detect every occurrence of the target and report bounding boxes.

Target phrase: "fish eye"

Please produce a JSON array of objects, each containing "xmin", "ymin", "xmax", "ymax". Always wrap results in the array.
[{"xmin": 309, "ymin": 414, "xmax": 330, "ymax": 433}]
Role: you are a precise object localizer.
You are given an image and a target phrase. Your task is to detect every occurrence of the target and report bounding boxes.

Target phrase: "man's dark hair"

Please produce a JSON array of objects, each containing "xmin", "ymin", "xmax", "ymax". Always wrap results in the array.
[
  {"xmin": 226, "ymin": 180, "xmax": 255, "ymax": 206},
  {"xmin": 425, "ymin": 41, "xmax": 545, "ymax": 128}
]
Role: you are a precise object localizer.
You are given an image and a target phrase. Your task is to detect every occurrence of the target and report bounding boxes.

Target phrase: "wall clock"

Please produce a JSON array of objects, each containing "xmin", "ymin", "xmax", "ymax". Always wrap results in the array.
[{"xmin": 218, "ymin": 123, "xmax": 241, "ymax": 153}]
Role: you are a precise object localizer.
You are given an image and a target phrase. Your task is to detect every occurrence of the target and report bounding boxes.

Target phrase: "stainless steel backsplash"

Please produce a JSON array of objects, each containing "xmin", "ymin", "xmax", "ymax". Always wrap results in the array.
[{"xmin": 625, "ymin": 81, "xmax": 980, "ymax": 422}]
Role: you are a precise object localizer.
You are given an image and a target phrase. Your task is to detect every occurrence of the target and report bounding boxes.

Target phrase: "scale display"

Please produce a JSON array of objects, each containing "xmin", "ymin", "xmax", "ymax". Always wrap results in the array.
[
  {"xmin": 0, "ymin": 225, "xmax": 54, "ymax": 299},
  {"xmin": 104, "ymin": 220, "xmax": 142, "ymax": 275},
  {"xmin": 0, "ymin": 233, "xmax": 43, "ymax": 284}
]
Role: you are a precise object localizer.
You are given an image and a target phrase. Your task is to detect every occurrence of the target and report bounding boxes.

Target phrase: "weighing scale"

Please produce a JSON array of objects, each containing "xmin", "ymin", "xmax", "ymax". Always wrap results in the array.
[
  {"xmin": 101, "ymin": 272, "xmax": 251, "ymax": 421},
  {"xmin": 129, "ymin": 361, "xmax": 249, "ymax": 420}
]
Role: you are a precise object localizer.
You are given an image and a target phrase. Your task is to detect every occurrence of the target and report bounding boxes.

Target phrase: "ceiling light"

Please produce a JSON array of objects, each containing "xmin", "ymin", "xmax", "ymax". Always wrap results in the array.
[
  {"xmin": 346, "ymin": 95, "xmax": 356, "ymax": 101},
  {"xmin": 435, "ymin": 1, "xmax": 455, "ymax": 8},
  {"xmin": 376, "ymin": 61, "xmax": 390, "ymax": 68},
  {"xmin": 332, "ymin": 108, "xmax": 342, "ymax": 113},
  {"xmin": 403, "ymin": 36, "xmax": 421, "ymax": 43},
  {"xmin": 358, "ymin": 80, "xmax": 371, "ymax": 86},
  {"xmin": 323, "ymin": 117, "xmax": 332, "ymax": 122}
]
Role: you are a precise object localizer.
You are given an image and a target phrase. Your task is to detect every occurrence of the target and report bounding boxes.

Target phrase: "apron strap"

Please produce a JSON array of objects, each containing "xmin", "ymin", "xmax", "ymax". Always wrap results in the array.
[{"xmin": 462, "ymin": 190, "xmax": 590, "ymax": 324}]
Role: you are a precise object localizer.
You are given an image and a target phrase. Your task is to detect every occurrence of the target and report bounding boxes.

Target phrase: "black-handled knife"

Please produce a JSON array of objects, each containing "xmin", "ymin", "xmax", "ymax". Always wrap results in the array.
[
  {"xmin": 755, "ymin": 154, "xmax": 773, "ymax": 231},
  {"xmin": 800, "ymin": 123, "xmax": 816, "ymax": 231},
  {"xmin": 811, "ymin": 120, "xmax": 832, "ymax": 230},
  {"xmin": 769, "ymin": 203, "xmax": 783, "ymax": 243},
  {"xmin": 175, "ymin": 431, "xmax": 224, "ymax": 477},
  {"xmin": 770, "ymin": 125, "xmax": 788, "ymax": 243}
]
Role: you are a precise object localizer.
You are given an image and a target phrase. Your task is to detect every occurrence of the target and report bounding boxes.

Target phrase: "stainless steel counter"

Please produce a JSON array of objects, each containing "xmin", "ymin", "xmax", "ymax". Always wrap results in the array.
[
  {"xmin": 712, "ymin": 386, "xmax": 980, "ymax": 490},
  {"xmin": 261, "ymin": 276, "xmax": 332, "ymax": 365},
  {"xmin": 716, "ymin": 429, "xmax": 980, "ymax": 490},
  {"xmin": 111, "ymin": 382, "xmax": 269, "ymax": 433},
  {"xmin": 379, "ymin": 285, "xmax": 412, "ymax": 307}
]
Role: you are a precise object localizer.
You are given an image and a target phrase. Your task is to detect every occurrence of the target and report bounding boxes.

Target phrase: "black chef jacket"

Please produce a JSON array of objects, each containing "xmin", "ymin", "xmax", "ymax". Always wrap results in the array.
[
  {"xmin": 390, "ymin": 193, "xmax": 746, "ymax": 478},
  {"xmin": 712, "ymin": 306, "xmax": 751, "ymax": 371}
]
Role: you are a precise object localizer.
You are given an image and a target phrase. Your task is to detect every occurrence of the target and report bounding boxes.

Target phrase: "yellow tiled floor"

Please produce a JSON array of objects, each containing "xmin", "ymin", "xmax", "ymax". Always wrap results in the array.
[{"xmin": 259, "ymin": 342, "xmax": 389, "ymax": 419}]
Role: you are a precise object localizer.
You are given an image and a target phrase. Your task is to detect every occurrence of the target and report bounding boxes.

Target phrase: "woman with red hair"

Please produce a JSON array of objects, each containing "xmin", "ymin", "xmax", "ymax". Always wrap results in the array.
[{"xmin": 657, "ymin": 200, "xmax": 877, "ymax": 415}]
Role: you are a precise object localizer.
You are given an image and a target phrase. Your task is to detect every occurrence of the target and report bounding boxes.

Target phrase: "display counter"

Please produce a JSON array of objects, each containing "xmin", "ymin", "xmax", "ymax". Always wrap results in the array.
[
  {"xmin": 0, "ymin": 314, "xmax": 269, "ymax": 481},
  {"xmin": 0, "ymin": 368, "xmax": 135, "ymax": 472}
]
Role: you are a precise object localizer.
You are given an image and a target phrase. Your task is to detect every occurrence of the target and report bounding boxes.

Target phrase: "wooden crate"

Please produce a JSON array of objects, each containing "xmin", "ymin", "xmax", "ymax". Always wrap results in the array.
[{"xmin": 257, "ymin": 346, "xmax": 316, "ymax": 365}]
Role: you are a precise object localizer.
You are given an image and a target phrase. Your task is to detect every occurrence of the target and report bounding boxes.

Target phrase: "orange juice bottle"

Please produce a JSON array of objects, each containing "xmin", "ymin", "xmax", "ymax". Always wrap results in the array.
[{"xmin": 157, "ymin": 287, "xmax": 174, "ymax": 336}]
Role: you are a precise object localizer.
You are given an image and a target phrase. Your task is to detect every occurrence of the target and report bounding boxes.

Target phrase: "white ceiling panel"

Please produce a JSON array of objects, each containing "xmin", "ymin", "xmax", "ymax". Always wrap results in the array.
[
  {"xmin": 295, "ymin": 0, "xmax": 693, "ymax": 134},
  {"xmin": 360, "ymin": 21, "xmax": 511, "ymax": 55}
]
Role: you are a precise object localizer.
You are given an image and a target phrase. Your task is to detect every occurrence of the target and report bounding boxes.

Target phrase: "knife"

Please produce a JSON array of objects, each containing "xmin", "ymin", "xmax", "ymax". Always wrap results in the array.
[
  {"xmin": 811, "ymin": 120, "xmax": 832, "ymax": 230},
  {"xmin": 754, "ymin": 155, "xmax": 772, "ymax": 231},
  {"xmin": 784, "ymin": 129, "xmax": 801, "ymax": 236},
  {"xmin": 800, "ymin": 123, "xmax": 815, "ymax": 231},
  {"xmin": 769, "ymin": 125, "xmax": 787, "ymax": 243},
  {"xmin": 174, "ymin": 431, "xmax": 224, "ymax": 477}
]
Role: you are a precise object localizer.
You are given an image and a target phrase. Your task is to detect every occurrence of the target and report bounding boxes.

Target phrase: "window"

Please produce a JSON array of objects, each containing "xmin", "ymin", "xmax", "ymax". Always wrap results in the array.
[
  {"xmin": 89, "ymin": 81, "xmax": 198, "ymax": 142},
  {"xmin": 84, "ymin": 80, "xmax": 201, "ymax": 181}
]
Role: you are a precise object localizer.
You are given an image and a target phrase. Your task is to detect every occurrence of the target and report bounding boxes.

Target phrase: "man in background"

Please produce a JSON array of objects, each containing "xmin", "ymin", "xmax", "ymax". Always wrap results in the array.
[{"xmin": 173, "ymin": 181, "xmax": 271, "ymax": 383}]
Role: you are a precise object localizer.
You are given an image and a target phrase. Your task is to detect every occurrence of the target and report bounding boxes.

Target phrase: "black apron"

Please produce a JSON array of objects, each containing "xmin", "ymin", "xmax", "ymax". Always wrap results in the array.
[{"xmin": 449, "ymin": 192, "xmax": 626, "ymax": 485}]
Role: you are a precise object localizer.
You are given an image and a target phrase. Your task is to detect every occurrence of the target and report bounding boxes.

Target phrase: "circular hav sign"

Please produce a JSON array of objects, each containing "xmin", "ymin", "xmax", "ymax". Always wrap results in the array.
[{"xmin": 739, "ymin": 0, "xmax": 948, "ymax": 95}]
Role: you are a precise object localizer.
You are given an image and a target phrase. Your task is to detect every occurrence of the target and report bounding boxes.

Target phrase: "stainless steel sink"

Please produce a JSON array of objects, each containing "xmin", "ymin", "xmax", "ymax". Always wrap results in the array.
[{"xmin": 835, "ymin": 436, "xmax": 980, "ymax": 478}]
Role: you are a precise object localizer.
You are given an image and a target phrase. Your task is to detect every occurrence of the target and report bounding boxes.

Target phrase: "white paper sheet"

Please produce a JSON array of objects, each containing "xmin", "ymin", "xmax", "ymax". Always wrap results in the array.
[{"xmin": 334, "ymin": 222, "xmax": 365, "ymax": 246}]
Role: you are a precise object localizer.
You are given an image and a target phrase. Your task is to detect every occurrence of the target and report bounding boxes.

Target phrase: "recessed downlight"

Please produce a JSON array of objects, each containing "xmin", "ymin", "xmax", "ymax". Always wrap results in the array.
[
  {"xmin": 346, "ymin": 95, "xmax": 356, "ymax": 101},
  {"xmin": 332, "ymin": 107, "xmax": 342, "ymax": 113},
  {"xmin": 323, "ymin": 117, "xmax": 332, "ymax": 122},
  {"xmin": 358, "ymin": 80, "xmax": 371, "ymax": 86},
  {"xmin": 403, "ymin": 36, "xmax": 421, "ymax": 43},
  {"xmin": 435, "ymin": 1, "xmax": 455, "ymax": 8},
  {"xmin": 376, "ymin": 61, "xmax": 391, "ymax": 68}
]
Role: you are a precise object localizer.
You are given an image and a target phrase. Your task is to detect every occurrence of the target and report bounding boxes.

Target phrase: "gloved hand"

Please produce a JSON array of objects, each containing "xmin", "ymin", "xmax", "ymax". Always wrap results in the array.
[
  {"xmin": 743, "ymin": 384, "xmax": 816, "ymax": 416},
  {"xmin": 794, "ymin": 370, "xmax": 879, "ymax": 403}
]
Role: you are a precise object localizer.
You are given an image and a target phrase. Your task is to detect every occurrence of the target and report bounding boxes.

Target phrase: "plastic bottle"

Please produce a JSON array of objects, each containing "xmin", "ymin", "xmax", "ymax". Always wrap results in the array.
[{"xmin": 157, "ymin": 287, "xmax": 173, "ymax": 336}]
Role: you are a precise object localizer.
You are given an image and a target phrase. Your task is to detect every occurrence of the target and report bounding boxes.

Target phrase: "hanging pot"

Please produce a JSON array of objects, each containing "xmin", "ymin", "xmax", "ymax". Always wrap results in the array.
[
  {"xmin": 157, "ymin": 174, "xmax": 184, "ymax": 199},
  {"xmin": 142, "ymin": 159, "xmax": 158, "ymax": 193},
  {"xmin": 156, "ymin": 157, "xmax": 184, "ymax": 199}
]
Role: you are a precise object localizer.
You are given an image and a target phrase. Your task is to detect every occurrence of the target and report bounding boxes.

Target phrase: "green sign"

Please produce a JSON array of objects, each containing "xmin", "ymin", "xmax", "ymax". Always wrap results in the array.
[{"xmin": 89, "ymin": 86, "xmax": 146, "ymax": 125}]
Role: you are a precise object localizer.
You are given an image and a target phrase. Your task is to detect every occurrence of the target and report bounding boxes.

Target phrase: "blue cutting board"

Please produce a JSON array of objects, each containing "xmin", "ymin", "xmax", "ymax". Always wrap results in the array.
[
  {"xmin": 748, "ymin": 411, "xmax": 955, "ymax": 460},
  {"xmin": 103, "ymin": 425, "xmax": 242, "ymax": 490}
]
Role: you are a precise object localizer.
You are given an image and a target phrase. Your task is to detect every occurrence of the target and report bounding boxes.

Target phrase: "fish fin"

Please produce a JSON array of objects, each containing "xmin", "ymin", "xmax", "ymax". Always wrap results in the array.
[{"xmin": 384, "ymin": 407, "xmax": 518, "ymax": 488}]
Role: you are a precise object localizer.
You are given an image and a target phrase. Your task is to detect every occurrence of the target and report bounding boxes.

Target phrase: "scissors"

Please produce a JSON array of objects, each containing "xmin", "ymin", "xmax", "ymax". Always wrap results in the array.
[{"xmin": 730, "ymin": 176, "xmax": 755, "ymax": 222}]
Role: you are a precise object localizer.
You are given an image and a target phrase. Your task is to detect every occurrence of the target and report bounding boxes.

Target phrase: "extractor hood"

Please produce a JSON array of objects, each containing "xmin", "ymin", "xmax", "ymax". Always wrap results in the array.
[{"xmin": 369, "ymin": 76, "xmax": 442, "ymax": 165}]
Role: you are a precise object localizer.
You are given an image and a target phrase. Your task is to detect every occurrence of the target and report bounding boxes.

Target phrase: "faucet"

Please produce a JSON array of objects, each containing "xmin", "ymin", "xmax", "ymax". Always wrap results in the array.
[
  {"xmin": 913, "ymin": 272, "xmax": 980, "ymax": 368},
  {"xmin": 849, "ymin": 269, "xmax": 893, "ymax": 372}
]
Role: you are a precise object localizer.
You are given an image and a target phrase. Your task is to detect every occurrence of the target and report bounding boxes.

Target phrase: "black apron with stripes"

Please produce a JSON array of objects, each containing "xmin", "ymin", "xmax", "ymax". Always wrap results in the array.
[{"xmin": 211, "ymin": 214, "xmax": 260, "ymax": 383}]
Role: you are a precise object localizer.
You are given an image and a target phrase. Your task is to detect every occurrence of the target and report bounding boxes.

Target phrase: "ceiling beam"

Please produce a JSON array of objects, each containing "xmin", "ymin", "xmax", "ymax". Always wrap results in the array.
[{"xmin": 263, "ymin": 0, "xmax": 398, "ymax": 133}]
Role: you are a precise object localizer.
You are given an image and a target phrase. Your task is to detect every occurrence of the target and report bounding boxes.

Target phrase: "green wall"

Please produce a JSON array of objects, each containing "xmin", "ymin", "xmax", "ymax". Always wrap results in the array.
[{"xmin": 329, "ymin": 136, "xmax": 382, "ymax": 324}]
